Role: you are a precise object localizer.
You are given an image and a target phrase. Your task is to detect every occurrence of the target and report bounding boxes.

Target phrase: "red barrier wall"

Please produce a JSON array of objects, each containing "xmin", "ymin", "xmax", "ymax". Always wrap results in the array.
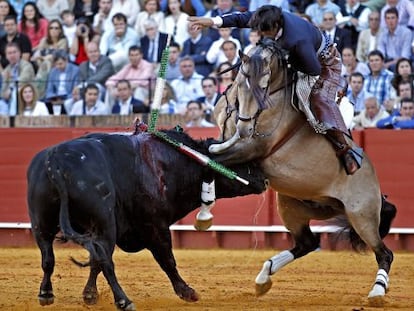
[{"xmin": 0, "ymin": 127, "xmax": 413, "ymax": 250}]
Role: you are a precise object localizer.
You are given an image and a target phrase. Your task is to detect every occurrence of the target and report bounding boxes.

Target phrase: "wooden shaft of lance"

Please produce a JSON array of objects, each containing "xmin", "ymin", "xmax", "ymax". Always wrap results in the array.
[{"xmin": 149, "ymin": 34, "xmax": 172, "ymax": 132}]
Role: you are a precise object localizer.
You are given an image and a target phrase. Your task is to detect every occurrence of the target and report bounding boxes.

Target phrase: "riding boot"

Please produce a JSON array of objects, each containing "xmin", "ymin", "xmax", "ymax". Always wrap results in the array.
[{"xmin": 326, "ymin": 129, "xmax": 360, "ymax": 175}]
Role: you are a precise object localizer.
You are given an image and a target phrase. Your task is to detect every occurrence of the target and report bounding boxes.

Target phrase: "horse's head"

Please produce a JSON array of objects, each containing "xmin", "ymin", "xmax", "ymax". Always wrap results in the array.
[
  {"xmin": 209, "ymin": 38, "xmax": 293, "ymax": 162},
  {"xmin": 234, "ymin": 38, "xmax": 289, "ymax": 138}
]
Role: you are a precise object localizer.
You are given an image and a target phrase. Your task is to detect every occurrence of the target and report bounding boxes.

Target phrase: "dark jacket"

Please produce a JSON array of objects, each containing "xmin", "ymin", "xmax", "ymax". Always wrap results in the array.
[
  {"xmin": 140, "ymin": 32, "xmax": 169, "ymax": 63},
  {"xmin": 221, "ymin": 10, "xmax": 323, "ymax": 75},
  {"xmin": 332, "ymin": 27, "xmax": 352, "ymax": 54},
  {"xmin": 181, "ymin": 35, "xmax": 214, "ymax": 77},
  {"xmin": 112, "ymin": 97, "xmax": 149, "ymax": 114},
  {"xmin": 79, "ymin": 55, "xmax": 115, "ymax": 85}
]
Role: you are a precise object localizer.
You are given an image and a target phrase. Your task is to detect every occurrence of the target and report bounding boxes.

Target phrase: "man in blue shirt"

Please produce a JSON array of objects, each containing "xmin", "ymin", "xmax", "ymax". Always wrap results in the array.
[
  {"xmin": 189, "ymin": 5, "xmax": 360, "ymax": 175},
  {"xmin": 377, "ymin": 97, "xmax": 414, "ymax": 129}
]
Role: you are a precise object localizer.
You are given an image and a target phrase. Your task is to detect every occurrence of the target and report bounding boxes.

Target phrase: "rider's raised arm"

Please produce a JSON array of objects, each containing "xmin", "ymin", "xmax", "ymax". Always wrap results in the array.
[{"xmin": 218, "ymin": 11, "xmax": 254, "ymax": 28}]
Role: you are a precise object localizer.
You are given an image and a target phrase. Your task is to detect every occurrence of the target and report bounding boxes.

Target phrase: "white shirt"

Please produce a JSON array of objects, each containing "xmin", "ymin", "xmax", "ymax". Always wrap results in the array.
[
  {"xmin": 162, "ymin": 12, "xmax": 190, "ymax": 48},
  {"xmin": 206, "ymin": 36, "xmax": 241, "ymax": 68},
  {"xmin": 119, "ymin": 97, "xmax": 132, "ymax": 115},
  {"xmin": 110, "ymin": 0, "xmax": 141, "ymax": 26},
  {"xmin": 70, "ymin": 100, "xmax": 110, "ymax": 116},
  {"xmin": 23, "ymin": 101, "xmax": 49, "ymax": 116}
]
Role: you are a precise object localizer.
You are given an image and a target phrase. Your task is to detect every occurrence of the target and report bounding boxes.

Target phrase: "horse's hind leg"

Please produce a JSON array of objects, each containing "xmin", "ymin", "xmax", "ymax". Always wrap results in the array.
[
  {"xmin": 255, "ymin": 195, "xmax": 322, "ymax": 296},
  {"xmin": 345, "ymin": 198, "xmax": 394, "ymax": 305}
]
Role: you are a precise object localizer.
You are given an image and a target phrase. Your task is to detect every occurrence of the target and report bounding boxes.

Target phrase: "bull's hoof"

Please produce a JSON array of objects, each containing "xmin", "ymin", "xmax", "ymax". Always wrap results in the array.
[
  {"xmin": 83, "ymin": 292, "xmax": 99, "ymax": 305},
  {"xmin": 116, "ymin": 299, "xmax": 136, "ymax": 311},
  {"xmin": 194, "ymin": 218, "xmax": 212, "ymax": 231},
  {"xmin": 38, "ymin": 293, "xmax": 54, "ymax": 306},
  {"xmin": 255, "ymin": 279, "xmax": 272, "ymax": 297},
  {"xmin": 179, "ymin": 288, "xmax": 199, "ymax": 302}
]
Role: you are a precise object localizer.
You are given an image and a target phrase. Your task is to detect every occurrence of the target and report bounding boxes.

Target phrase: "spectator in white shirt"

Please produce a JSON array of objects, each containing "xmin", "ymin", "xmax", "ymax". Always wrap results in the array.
[
  {"xmin": 109, "ymin": 0, "xmax": 140, "ymax": 27},
  {"xmin": 206, "ymin": 27, "xmax": 241, "ymax": 69},
  {"xmin": 70, "ymin": 83, "xmax": 110, "ymax": 115},
  {"xmin": 93, "ymin": 0, "xmax": 115, "ymax": 37},
  {"xmin": 171, "ymin": 56, "xmax": 204, "ymax": 114}
]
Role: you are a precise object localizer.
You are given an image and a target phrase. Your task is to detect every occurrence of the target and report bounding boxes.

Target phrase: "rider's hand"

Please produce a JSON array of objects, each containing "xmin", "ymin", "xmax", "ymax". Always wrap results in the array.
[{"xmin": 188, "ymin": 17, "xmax": 214, "ymax": 30}]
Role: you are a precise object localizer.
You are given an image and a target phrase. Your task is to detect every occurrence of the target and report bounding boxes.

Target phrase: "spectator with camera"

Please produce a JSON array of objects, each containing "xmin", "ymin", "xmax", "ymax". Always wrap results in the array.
[{"xmin": 70, "ymin": 17, "xmax": 95, "ymax": 65}]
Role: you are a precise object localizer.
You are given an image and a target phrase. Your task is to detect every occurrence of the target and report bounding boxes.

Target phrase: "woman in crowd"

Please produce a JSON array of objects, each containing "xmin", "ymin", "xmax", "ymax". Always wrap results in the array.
[
  {"xmin": 341, "ymin": 47, "xmax": 370, "ymax": 82},
  {"xmin": 163, "ymin": 0, "xmax": 189, "ymax": 48},
  {"xmin": 215, "ymin": 61, "xmax": 236, "ymax": 94},
  {"xmin": 18, "ymin": 2, "xmax": 49, "ymax": 52},
  {"xmin": 0, "ymin": 0, "xmax": 17, "ymax": 37},
  {"xmin": 134, "ymin": 0, "xmax": 165, "ymax": 38},
  {"xmin": 391, "ymin": 58, "xmax": 414, "ymax": 92},
  {"xmin": 32, "ymin": 19, "xmax": 68, "ymax": 98},
  {"xmin": 69, "ymin": 17, "xmax": 95, "ymax": 65},
  {"xmin": 159, "ymin": 82, "xmax": 177, "ymax": 114},
  {"xmin": 19, "ymin": 83, "xmax": 49, "ymax": 116}
]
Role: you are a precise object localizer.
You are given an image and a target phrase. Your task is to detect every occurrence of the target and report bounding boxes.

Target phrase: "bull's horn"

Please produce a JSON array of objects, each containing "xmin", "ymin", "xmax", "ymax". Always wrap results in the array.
[{"xmin": 209, "ymin": 131, "xmax": 240, "ymax": 154}]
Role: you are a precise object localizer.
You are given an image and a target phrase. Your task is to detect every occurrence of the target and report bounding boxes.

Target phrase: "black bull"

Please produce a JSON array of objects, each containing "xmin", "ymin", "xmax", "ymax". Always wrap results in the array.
[{"xmin": 27, "ymin": 130, "xmax": 267, "ymax": 310}]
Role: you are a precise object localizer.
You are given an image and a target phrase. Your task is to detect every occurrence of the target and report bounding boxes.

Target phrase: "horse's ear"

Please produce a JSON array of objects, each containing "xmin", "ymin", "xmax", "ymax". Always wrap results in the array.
[{"xmin": 239, "ymin": 50, "xmax": 249, "ymax": 63}]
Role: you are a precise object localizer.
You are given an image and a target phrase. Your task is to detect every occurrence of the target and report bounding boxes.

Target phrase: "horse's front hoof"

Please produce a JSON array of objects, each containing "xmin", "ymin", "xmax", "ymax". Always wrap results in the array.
[
  {"xmin": 255, "ymin": 278, "xmax": 272, "ymax": 297},
  {"xmin": 368, "ymin": 295, "xmax": 386, "ymax": 307},
  {"xmin": 38, "ymin": 290, "xmax": 54, "ymax": 306},
  {"xmin": 194, "ymin": 218, "xmax": 212, "ymax": 231},
  {"xmin": 368, "ymin": 284, "xmax": 386, "ymax": 307}
]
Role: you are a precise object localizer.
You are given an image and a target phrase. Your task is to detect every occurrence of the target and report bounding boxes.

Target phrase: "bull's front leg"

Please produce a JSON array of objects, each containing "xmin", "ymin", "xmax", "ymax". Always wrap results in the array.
[{"xmin": 147, "ymin": 226, "xmax": 199, "ymax": 302}]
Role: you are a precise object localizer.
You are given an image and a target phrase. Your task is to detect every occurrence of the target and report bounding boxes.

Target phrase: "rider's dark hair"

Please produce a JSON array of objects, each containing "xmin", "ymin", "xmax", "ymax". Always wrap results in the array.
[{"xmin": 248, "ymin": 5, "xmax": 283, "ymax": 32}]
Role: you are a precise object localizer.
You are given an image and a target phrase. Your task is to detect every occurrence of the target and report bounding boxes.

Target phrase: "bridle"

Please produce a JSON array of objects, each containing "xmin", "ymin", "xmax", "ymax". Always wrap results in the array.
[{"xmin": 234, "ymin": 50, "xmax": 295, "ymax": 137}]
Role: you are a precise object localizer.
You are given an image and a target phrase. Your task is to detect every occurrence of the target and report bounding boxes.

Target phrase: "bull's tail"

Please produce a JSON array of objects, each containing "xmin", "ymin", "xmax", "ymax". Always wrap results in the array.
[
  {"xmin": 45, "ymin": 148, "xmax": 89, "ymax": 247},
  {"xmin": 332, "ymin": 195, "xmax": 397, "ymax": 252}
]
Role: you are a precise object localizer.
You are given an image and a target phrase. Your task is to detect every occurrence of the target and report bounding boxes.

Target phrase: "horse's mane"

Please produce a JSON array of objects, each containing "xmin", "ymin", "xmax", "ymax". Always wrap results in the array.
[{"xmin": 248, "ymin": 37, "xmax": 289, "ymax": 110}]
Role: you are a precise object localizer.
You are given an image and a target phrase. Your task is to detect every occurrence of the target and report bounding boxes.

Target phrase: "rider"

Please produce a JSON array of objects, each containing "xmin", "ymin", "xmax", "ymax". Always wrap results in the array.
[{"xmin": 189, "ymin": 5, "xmax": 360, "ymax": 175}]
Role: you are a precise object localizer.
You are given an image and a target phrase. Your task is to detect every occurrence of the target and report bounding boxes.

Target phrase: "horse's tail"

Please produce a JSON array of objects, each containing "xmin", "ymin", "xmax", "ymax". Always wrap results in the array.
[{"xmin": 333, "ymin": 195, "xmax": 397, "ymax": 252}]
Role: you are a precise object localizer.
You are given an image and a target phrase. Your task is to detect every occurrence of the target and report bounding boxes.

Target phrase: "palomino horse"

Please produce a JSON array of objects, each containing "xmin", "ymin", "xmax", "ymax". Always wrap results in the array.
[{"xmin": 208, "ymin": 38, "xmax": 396, "ymax": 305}]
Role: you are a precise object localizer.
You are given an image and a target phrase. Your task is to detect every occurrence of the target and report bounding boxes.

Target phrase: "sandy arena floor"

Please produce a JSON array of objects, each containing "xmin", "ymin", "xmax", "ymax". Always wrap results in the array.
[{"xmin": 0, "ymin": 247, "xmax": 413, "ymax": 311}]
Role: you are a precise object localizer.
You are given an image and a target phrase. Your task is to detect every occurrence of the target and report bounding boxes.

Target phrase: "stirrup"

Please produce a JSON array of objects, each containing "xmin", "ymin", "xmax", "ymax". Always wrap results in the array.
[{"xmin": 341, "ymin": 147, "xmax": 363, "ymax": 175}]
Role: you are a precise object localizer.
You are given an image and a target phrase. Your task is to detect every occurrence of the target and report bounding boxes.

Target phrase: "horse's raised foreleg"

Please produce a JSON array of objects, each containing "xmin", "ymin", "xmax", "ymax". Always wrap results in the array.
[{"xmin": 255, "ymin": 195, "xmax": 320, "ymax": 296}]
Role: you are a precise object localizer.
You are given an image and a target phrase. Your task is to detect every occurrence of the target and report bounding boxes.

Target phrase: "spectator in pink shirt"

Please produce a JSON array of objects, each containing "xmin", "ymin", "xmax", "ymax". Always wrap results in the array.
[
  {"xmin": 105, "ymin": 45, "xmax": 155, "ymax": 108},
  {"xmin": 18, "ymin": 2, "xmax": 48, "ymax": 51}
]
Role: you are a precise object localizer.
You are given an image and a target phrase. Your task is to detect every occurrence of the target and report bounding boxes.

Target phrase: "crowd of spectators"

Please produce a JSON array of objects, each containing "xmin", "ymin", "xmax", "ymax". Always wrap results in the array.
[{"xmin": 0, "ymin": 0, "xmax": 414, "ymax": 128}]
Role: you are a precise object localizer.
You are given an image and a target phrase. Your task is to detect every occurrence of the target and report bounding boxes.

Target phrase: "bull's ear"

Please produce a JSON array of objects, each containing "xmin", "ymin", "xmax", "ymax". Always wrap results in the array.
[{"xmin": 239, "ymin": 50, "xmax": 249, "ymax": 63}]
